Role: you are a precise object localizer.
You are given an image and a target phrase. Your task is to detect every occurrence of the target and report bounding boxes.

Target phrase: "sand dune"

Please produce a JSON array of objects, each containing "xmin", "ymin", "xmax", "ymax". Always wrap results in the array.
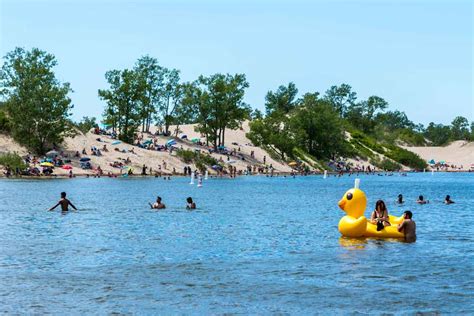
[
  {"xmin": 2, "ymin": 122, "xmax": 472, "ymax": 176},
  {"xmin": 403, "ymin": 141, "xmax": 474, "ymax": 170},
  {"xmin": 0, "ymin": 122, "xmax": 292, "ymax": 176}
]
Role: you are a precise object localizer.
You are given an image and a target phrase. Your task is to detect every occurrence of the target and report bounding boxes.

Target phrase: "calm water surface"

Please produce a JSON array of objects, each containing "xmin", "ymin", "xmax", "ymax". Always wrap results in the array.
[{"xmin": 0, "ymin": 173, "xmax": 473, "ymax": 314}]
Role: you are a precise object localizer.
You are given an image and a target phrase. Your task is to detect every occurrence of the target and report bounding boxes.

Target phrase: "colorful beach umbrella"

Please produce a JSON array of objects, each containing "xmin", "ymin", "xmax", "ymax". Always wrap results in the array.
[
  {"xmin": 428, "ymin": 159, "xmax": 435, "ymax": 164},
  {"xmin": 288, "ymin": 161, "xmax": 298, "ymax": 166},
  {"xmin": 80, "ymin": 157, "xmax": 91, "ymax": 162},
  {"xmin": 111, "ymin": 140, "xmax": 121, "ymax": 145},
  {"xmin": 40, "ymin": 162, "xmax": 54, "ymax": 167},
  {"xmin": 191, "ymin": 138, "xmax": 200, "ymax": 143},
  {"xmin": 181, "ymin": 135, "xmax": 188, "ymax": 139},
  {"xmin": 62, "ymin": 165, "xmax": 73, "ymax": 170}
]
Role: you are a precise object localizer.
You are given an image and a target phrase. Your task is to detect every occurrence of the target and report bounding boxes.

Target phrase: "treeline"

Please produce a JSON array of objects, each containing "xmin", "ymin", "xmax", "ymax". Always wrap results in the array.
[
  {"xmin": 0, "ymin": 47, "xmax": 472, "ymax": 161},
  {"xmin": 247, "ymin": 82, "xmax": 472, "ymax": 170},
  {"xmin": 98, "ymin": 56, "xmax": 251, "ymax": 147}
]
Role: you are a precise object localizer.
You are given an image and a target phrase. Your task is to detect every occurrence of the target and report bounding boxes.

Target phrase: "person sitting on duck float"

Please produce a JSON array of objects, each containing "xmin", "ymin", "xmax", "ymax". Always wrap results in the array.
[
  {"xmin": 338, "ymin": 179, "xmax": 405, "ymax": 238},
  {"xmin": 370, "ymin": 200, "xmax": 391, "ymax": 231}
]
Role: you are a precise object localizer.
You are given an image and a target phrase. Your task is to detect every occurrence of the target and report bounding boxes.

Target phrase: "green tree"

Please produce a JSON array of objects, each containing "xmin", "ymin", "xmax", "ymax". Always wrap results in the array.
[
  {"xmin": 247, "ymin": 116, "xmax": 296, "ymax": 160},
  {"xmin": 424, "ymin": 122, "xmax": 451, "ymax": 146},
  {"xmin": 291, "ymin": 93, "xmax": 345, "ymax": 159},
  {"xmin": 159, "ymin": 68, "xmax": 181, "ymax": 135},
  {"xmin": 77, "ymin": 116, "xmax": 97, "ymax": 134},
  {"xmin": 170, "ymin": 83, "xmax": 197, "ymax": 136},
  {"xmin": 188, "ymin": 73, "xmax": 250, "ymax": 149},
  {"xmin": 0, "ymin": 47, "xmax": 74, "ymax": 154},
  {"xmin": 346, "ymin": 96, "xmax": 388, "ymax": 134},
  {"xmin": 323, "ymin": 83, "xmax": 357, "ymax": 117},
  {"xmin": 450, "ymin": 116, "xmax": 470, "ymax": 140},
  {"xmin": 265, "ymin": 82, "xmax": 298, "ymax": 115},
  {"xmin": 134, "ymin": 56, "xmax": 164, "ymax": 133},
  {"xmin": 98, "ymin": 69, "xmax": 143, "ymax": 143}
]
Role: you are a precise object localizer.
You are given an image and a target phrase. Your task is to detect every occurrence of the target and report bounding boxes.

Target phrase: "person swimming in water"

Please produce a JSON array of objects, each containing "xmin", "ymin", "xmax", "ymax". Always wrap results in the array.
[
  {"xmin": 397, "ymin": 194, "xmax": 404, "ymax": 204},
  {"xmin": 444, "ymin": 195, "xmax": 455, "ymax": 204},
  {"xmin": 49, "ymin": 192, "xmax": 78, "ymax": 212},
  {"xmin": 417, "ymin": 195, "xmax": 428, "ymax": 204},
  {"xmin": 397, "ymin": 210, "xmax": 416, "ymax": 242},
  {"xmin": 149, "ymin": 196, "xmax": 166, "ymax": 209},
  {"xmin": 186, "ymin": 197, "xmax": 196, "ymax": 210}
]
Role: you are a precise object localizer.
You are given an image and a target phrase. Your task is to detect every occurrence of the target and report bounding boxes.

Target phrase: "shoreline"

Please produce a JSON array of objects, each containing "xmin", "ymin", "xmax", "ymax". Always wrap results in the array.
[{"xmin": 1, "ymin": 169, "xmax": 472, "ymax": 180}]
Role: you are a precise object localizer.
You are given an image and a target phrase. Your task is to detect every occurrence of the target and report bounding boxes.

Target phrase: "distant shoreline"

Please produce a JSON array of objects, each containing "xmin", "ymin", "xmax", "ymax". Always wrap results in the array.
[{"xmin": 1, "ymin": 170, "xmax": 472, "ymax": 180}]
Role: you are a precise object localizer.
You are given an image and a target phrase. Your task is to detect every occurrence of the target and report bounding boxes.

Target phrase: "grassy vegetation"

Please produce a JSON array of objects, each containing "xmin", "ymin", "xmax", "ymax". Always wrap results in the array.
[
  {"xmin": 175, "ymin": 149, "xmax": 218, "ymax": 172},
  {"xmin": 0, "ymin": 152, "xmax": 27, "ymax": 170},
  {"xmin": 370, "ymin": 157, "xmax": 402, "ymax": 171},
  {"xmin": 384, "ymin": 145, "xmax": 427, "ymax": 170},
  {"xmin": 0, "ymin": 111, "xmax": 10, "ymax": 133}
]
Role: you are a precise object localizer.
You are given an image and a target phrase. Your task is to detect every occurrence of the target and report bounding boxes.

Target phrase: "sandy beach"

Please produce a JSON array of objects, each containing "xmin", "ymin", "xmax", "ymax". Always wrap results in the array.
[{"xmin": 1, "ymin": 123, "xmax": 473, "ymax": 177}]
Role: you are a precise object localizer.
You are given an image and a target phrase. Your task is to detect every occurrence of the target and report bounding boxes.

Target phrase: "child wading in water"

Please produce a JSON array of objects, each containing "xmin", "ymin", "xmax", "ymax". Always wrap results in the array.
[{"xmin": 49, "ymin": 192, "xmax": 78, "ymax": 212}]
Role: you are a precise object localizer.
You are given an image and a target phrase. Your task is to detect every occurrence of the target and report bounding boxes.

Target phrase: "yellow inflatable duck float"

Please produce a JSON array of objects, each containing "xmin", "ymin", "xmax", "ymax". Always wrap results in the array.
[{"xmin": 338, "ymin": 179, "xmax": 404, "ymax": 238}]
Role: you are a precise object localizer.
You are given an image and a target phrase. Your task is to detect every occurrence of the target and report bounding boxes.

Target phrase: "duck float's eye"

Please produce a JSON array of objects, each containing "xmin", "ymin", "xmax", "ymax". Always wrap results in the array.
[{"xmin": 346, "ymin": 193, "xmax": 353, "ymax": 200}]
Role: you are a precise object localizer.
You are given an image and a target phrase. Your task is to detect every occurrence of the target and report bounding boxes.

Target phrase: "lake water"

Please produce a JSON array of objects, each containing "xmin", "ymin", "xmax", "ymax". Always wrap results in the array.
[{"xmin": 0, "ymin": 173, "xmax": 473, "ymax": 314}]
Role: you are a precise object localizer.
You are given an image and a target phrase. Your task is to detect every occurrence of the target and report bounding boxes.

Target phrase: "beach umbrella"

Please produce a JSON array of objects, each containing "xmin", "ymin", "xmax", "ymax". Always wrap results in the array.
[
  {"xmin": 45, "ymin": 150, "xmax": 59, "ymax": 157},
  {"xmin": 143, "ymin": 139, "xmax": 152, "ymax": 145},
  {"xmin": 428, "ymin": 159, "xmax": 435, "ymax": 164},
  {"xmin": 181, "ymin": 135, "xmax": 187, "ymax": 139},
  {"xmin": 211, "ymin": 164, "xmax": 222, "ymax": 170},
  {"xmin": 80, "ymin": 157, "xmax": 91, "ymax": 162},
  {"xmin": 62, "ymin": 165, "xmax": 73, "ymax": 170},
  {"xmin": 191, "ymin": 138, "xmax": 200, "ymax": 143},
  {"xmin": 439, "ymin": 160, "xmax": 445, "ymax": 164},
  {"xmin": 166, "ymin": 139, "xmax": 177, "ymax": 146},
  {"xmin": 111, "ymin": 140, "xmax": 121, "ymax": 145},
  {"xmin": 40, "ymin": 162, "xmax": 54, "ymax": 167},
  {"xmin": 288, "ymin": 161, "xmax": 298, "ymax": 166}
]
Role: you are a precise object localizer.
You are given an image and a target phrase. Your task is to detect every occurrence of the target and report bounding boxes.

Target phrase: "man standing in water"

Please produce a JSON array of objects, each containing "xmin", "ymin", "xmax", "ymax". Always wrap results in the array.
[
  {"xmin": 397, "ymin": 211, "xmax": 416, "ymax": 242},
  {"xmin": 49, "ymin": 192, "xmax": 78, "ymax": 212},
  {"xmin": 149, "ymin": 196, "xmax": 166, "ymax": 209}
]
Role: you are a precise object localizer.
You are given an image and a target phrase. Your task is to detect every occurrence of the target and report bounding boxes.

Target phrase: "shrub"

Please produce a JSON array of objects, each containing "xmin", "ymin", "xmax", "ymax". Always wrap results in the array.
[
  {"xmin": 384, "ymin": 146, "xmax": 427, "ymax": 170},
  {"xmin": 375, "ymin": 158, "xmax": 402, "ymax": 171},
  {"xmin": 0, "ymin": 152, "xmax": 28, "ymax": 170},
  {"xmin": 351, "ymin": 131, "xmax": 385, "ymax": 153},
  {"xmin": 0, "ymin": 111, "xmax": 10, "ymax": 132},
  {"xmin": 176, "ymin": 149, "xmax": 196, "ymax": 163}
]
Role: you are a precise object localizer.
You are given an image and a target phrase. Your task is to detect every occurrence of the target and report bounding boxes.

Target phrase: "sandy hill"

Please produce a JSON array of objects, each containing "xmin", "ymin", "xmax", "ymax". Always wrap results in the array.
[
  {"xmin": 2, "ymin": 122, "xmax": 472, "ymax": 176},
  {"xmin": 0, "ymin": 122, "xmax": 293, "ymax": 176},
  {"xmin": 402, "ymin": 141, "xmax": 474, "ymax": 170}
]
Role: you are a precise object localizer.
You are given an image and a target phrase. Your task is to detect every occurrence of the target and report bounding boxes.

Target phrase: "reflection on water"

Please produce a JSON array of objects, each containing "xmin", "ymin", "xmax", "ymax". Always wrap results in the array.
[
  {"xmin": 338, "ymin": 237, "xmax": 368, "ymax": 249},
  {"xmin": 0, "ymin": 173, "xmax": 473, "ymax": 314}
]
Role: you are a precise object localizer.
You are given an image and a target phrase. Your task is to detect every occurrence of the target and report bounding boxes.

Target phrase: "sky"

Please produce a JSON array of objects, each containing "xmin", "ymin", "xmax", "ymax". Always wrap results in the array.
[{"xmin": 0, "ymin": 0, "xmax": 472, "ymax": 125}]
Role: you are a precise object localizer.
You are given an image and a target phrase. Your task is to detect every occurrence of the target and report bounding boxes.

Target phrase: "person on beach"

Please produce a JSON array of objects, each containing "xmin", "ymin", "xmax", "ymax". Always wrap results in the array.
[
  {"xmin": 186, "ymin": 197, "xmax": 196, "ymax": 210},
  {"xmin": 397, "ymin": 194, "xmax": 404, "ymax": 204},
  {"xmin": 49, "ymin": 192, "xmax": 77, "ymax": 212},
  {"xmin": 149, "ymin": 196, "xmax": 166, "ymax": 209},
  {"xmin": 370, "ymin": 200, "xmax": 391, "ymax": 231},
  {"xmin": 417, "ymin": 195, "xmax": 428, "ymax": 204},
  {"xmin": 397, "ymin": 211, "xmax": 416, "ymax": 242},
  {"xmin": 444, "ymin": 195, "xmax": 455, "ymax": 204}
]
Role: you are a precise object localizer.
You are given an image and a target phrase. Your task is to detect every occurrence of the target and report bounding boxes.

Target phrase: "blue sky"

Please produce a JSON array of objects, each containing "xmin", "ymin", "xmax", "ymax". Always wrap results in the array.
[{"xmin": 1, "ymin": 0, "xmax": 472, "ymax": 125}]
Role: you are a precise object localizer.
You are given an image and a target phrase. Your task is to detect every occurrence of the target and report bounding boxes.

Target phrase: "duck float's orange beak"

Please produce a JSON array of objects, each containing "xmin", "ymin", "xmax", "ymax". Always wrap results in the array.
[{"xmin": 338, "ymin": 199, "xmax": 346, "ymax": 210}]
